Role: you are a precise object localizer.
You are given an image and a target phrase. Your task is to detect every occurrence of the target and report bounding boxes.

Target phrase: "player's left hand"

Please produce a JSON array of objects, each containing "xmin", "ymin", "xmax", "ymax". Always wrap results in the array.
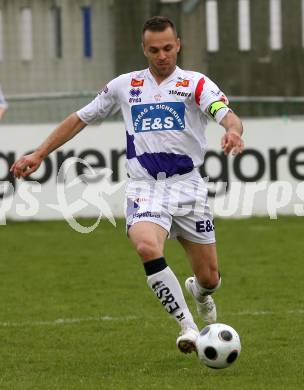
[{"xmin": 221, "ymin": 131, "xmax": 244, "ymax": 156}]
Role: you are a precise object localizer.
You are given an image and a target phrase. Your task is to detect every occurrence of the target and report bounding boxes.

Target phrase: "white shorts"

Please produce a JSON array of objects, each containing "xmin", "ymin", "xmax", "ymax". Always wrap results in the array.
[{"xmin": 125, "ymin": 170, "xmax": 215, "ymax": 244}]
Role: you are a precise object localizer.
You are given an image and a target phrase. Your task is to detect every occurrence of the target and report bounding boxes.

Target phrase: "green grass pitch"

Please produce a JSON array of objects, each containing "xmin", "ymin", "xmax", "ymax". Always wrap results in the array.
[{"xmin": 0, "ymin": 217, "xmax": 303, "ymax": 389}]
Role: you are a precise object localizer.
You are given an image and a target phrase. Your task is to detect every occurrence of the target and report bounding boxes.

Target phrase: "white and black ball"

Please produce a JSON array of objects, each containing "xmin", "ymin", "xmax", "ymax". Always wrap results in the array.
[{"xmin": 196, "ymin": 323, "xmax": 241, "ymax": 369}]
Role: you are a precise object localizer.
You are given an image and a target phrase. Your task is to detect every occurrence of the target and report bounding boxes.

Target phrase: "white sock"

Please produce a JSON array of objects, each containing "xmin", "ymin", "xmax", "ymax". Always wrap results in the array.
[
  {"xmin": 147, "ymin": 266, "xmax": 197, "ymax": 330},
  {"xmin": 193, "ymin": 276, "xmax": 222, "ymax": 302}
]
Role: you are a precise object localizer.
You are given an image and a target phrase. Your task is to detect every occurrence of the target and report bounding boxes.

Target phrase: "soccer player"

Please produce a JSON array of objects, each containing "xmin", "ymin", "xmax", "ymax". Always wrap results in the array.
[
  {"xmin": 11, "ymin": 16, "xmax": 244, "ymax": 354},
  {"xmin": 0, "ymin": 84, "xmax": 8, "ymax": 120}
]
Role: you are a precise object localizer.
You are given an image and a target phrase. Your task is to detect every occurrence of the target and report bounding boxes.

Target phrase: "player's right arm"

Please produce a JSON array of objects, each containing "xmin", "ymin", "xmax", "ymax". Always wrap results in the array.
[
  {"xmin": 11, "ymin": 113, "xmax": 86, "ymax": 178},
  {"xmin": 11, "ymin": 76, "xmax": 121, "ymax": 179}
]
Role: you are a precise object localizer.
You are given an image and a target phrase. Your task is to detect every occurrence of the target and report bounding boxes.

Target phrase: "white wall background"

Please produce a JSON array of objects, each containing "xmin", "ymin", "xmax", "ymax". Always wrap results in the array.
[{"xmin": 1, "ymin": 118, "xmax": 304, "ymax": 223}]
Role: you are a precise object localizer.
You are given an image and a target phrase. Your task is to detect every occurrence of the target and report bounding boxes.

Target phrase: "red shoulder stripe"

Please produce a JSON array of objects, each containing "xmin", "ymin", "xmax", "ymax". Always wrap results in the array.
[{"xmin": 195, "ymin": 77, "xmax": 205, "ymax": 105}]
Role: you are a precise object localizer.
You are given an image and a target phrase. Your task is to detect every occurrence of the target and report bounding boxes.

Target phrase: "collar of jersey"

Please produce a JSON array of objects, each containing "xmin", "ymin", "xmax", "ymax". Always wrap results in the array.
[{"xmin": 146, "ymin": 66, "xmax": 182, "ymax": 87}]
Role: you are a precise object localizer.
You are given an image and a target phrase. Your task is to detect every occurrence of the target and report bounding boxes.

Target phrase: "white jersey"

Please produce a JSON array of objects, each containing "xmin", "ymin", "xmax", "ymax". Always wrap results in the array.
[{"xmin": 77, "ymin": 66, "xmax": 230, "ymax": 180}]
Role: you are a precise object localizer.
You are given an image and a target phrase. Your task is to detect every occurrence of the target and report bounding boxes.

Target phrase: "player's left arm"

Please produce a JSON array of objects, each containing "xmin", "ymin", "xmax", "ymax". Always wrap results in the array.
[
  {"xmin": 220, "ymin": 111, "xmax": 244, "ymax": 156},
  {"xmin": 195, "ymin": 74, "xmax": 244, "ymax": 156}
]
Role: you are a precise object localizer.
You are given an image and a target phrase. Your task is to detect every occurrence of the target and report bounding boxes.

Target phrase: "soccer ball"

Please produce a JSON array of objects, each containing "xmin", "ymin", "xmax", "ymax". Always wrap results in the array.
[{"xmin": 196, "ymin": 323, "xmax": 241, "ymax": 369}]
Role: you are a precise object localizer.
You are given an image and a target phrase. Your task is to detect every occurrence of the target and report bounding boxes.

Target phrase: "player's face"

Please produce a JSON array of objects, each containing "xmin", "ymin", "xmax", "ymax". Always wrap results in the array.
[{"xmin": 142, "ymin": 27, "xmax": 180, "ymax": 81}]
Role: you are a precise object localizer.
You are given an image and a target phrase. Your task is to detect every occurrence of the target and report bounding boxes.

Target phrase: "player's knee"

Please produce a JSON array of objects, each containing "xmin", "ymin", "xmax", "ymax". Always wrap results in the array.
[
  {"xmin": 136, "ymin": 240, "xmax": 162, "ymax": 261},
  {"xmin": 196, "ymin": 267, "xmax": 220, "ymax": 290}
]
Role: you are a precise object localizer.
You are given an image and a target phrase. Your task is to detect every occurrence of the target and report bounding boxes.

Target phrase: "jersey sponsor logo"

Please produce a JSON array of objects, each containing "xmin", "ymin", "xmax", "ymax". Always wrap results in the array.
[
  {"xmin": 154, "ymin": 94, "xmax": 162, "ymax": 101},
  {"xmin": 130, "ymin": 196, "xmax": 149, "ymax": 209},
  {"xmin": 131, "ymin": 102, "xmax": 185, "ymax": 133},
  {"xmin": 169, "ymin": 90, "xmax": 191, "ymax": 98},
  {"xmin": 134, "ymin": 197, "xmax": 149, "ymax": 203},
  {"xmin": 133, "ymin": 211, "xmax": 161, "ymax": 219},
  {"xmin": 211, "ymin": 89, "xmax": 221, "ymax": 97},
  {"xmin": 196, "ymin": 219, "xmax": 215, "ymax": 233},
  {"xmin": 211, "ymin": 90, "xmax": 228, "ymax": 104},
  {"xmin": 131, "ymin": 78, "xmax": 144, "ymax": 87},
  {"xmin": 129, "ymin": 88, "xmax": 142, "ymax": 103},
  {"xmin": 129, "ymin": 88, "xmax": 142, "ymax": 97},
  {"xmin": 176, "ymin": 79, "xmax": 190, "ymax": 87}
]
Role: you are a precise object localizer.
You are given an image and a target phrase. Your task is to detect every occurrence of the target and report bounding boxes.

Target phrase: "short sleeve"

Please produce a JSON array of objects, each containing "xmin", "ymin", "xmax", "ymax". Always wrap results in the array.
[
  {"xmin": 194, "ymin": 76, "xmax": 230, "ymax": 123},
  {"xmin": 77, "ymin": 77, "xmax": 121, "ymax": 125}
]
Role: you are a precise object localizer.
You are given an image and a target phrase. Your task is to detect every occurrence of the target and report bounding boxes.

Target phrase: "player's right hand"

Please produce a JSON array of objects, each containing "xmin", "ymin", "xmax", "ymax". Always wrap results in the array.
[{"xmin": 10, "ymin": 152, "xmax": 43, "ymax": 179}]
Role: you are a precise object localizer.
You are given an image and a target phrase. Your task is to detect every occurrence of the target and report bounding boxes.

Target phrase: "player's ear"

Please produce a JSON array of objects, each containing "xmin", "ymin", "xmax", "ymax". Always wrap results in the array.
[
  {"xmin": 142, "ymin": 42, "xmax": 148, "ymax": 58},
  {"xmin": 176, "ymin": 37, "xmax": 181, "ymax": 53}
]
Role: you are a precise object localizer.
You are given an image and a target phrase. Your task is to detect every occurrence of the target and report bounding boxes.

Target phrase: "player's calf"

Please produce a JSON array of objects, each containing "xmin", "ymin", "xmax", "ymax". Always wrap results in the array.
[{"xmin": 144, "ymin": 257, "xmax": 199, "ymax": 353}]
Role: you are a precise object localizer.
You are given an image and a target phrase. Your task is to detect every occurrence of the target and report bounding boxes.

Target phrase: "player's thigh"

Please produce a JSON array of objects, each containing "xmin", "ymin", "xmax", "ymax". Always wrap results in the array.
[
  {"xmin": 169, "ymin": 172, "xmax": 215, "ymax": 245},
  {"xmin": 178, "ymin": 237, "xmax": 219, "ymax": 286},
  {"xmin": 172, "ymin": 209, "xmax": 215, "ymax": 245},
  {"xmin": 128, "ymin": 221, "xmax": 168, "ymax": 262}
]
